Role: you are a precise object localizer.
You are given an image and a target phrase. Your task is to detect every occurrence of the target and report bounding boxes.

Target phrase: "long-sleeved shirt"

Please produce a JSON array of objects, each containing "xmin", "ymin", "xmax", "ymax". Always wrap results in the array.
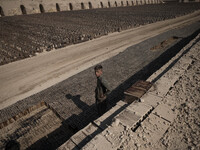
[{"xmin": 95, "ymin": 75, "xmax": 111, "ymax": 102}]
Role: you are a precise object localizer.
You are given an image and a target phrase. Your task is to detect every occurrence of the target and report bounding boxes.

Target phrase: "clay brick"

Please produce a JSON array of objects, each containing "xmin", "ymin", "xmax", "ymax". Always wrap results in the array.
[
  {"xmin": 57, "ymin": 139, "xmax": 79, "ymax": 150},
  {"xmin": 71, "ymin": 131, "xmax": 91, "ymax": 148},
  {"xmin": 82, "ymin": 123, "xmax": 100, "ymax": 138},
  {"xmin": 101, "ymin": 124, "xmax": 125, "ymax": 148},
  {"xmin": 163, "ymin": 67, "xmax": 185, "ymax": 83},
  {"xmin": 152, "ymin": 103, "xmax": 177, "ymax": 123},
  {"xmin": 173, "ymin": 57, "xmax": 193, "ymax": 71},
  {"xmin": 127, "ymin": 102, "xmax": 152, "ymax": 117},
  {"xmin": 115, "ymin": 109, "xmax": 141, "ymax": 128},
  {"xmin": 82, "ymin": 134, "xmax": 113, "ymax": 150},
  {"xmin": 148, "ymin": 77, "xmax": 173, "ymax": 98},
  {"xmin": 116, "ymin": 100, "xmax": 127, "ymax": 107},
  {"xmin": 94, "ymin": 103, "xmax": 126, "ymax": 130},
  {"xmin": 140, "ymin": 93, "xmax": 162, "ymax": 107},
  {"xmin": 140, "ymin": 113, "xmax": 170, "ymax": 144}
]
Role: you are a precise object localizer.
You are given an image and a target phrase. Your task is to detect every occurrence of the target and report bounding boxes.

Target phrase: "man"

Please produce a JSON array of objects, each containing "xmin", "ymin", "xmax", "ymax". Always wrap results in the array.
[{"xmin": 94, "ymin": 65, "xmax": 111, "ymax": 116}]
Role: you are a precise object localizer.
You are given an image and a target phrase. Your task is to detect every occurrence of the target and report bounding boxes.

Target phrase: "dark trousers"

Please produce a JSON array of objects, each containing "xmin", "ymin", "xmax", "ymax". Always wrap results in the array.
[{"xmin": 96, "ymin": 100, "xmax": 107, "ymax": 116}]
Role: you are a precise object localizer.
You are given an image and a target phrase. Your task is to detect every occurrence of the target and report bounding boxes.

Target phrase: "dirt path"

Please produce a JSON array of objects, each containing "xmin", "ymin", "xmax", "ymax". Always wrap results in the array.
[{"xmin": 0, "ymin": 10, "xmax": 200, "ymax": 110}]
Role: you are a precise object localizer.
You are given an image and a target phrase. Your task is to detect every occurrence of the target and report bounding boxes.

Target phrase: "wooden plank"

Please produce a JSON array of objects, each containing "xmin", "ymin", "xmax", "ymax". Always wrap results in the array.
[{"xmin": 124, "ymin": 81, "xmax": 153, "ymax": 103}]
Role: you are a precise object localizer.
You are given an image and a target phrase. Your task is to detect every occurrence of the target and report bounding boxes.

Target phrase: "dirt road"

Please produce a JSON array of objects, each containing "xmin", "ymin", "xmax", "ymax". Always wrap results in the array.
[{"xmin": 0, "ymin": 10, "xmax": 200, "ymax": 110}]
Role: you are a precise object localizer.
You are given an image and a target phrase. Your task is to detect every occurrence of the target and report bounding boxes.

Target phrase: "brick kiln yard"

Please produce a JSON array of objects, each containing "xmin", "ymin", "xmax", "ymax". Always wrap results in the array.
[
  {"xmin": 1, "ymin": 3, "xmax": 200, "ymax": 66},
  {"xmin": 0, "ymin": 3, "xmax": 200, "ymax": 150},
  {"xmin": 1, "ymin": 3, "xmax": 200, "ymax": 111}
]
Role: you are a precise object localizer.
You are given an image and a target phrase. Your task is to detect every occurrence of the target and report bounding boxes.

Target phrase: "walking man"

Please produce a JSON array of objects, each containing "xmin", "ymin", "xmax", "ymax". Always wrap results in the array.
[{"xmin": 94, "ymin": 65, "xmax": 111, "ymax": 116}]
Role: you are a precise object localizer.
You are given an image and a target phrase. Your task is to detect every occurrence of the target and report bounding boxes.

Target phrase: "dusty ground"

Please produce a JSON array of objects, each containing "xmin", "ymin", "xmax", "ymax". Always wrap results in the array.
[
  {"xmin": 151, "ymin": 36, "xmax": 200, "ymax": 150},
  {"xmin": 0, "ymin": 9, "xmax": 200, "ymax": 110}
]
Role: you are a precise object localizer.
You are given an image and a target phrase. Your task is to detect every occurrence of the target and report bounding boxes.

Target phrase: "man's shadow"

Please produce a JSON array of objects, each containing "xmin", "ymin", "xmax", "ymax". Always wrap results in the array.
[
  {"xmin": 65, "ymin": 94, "xmax": 90, "ymax": 112},
  {"xmin": 65, "ymin": 94, "xmax": 98, "ymax": 132}
]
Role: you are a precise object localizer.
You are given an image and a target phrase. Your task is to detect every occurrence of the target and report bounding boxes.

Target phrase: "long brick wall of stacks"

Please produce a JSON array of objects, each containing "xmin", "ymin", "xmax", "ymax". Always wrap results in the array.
[
  {"xmin": 0, "ymin": 0, "xmax": 162, "ymax": 16},
  {"xmin": 0, "ymin": 3, "xmax": 200, "ymax": 65}
]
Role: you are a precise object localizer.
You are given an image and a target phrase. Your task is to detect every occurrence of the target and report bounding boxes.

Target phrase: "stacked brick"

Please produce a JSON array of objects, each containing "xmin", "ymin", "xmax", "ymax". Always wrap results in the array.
[{"xmin": 0, "ymin": 3, "xmax": 200, "ymax": 65}]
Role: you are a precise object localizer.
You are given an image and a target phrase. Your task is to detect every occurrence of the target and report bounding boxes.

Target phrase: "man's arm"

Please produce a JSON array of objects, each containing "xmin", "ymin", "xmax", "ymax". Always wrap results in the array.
[{"xmin": 100, "ymin": 76, "xmax": 111, "ymax": 94}]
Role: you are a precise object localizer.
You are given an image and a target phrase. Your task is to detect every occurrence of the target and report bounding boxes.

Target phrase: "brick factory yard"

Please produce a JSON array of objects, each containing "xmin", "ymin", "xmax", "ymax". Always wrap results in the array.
[
  {"xmin": 0, "ymin": 3, "xmax": 200, "ymax": 110},
  {"xmin": 0, "ymin": 3, "xmax": 200, "ymax": 150},
  {"xmin": 0, "ymin": 3, "xmax": 200, "ymax": 65}
]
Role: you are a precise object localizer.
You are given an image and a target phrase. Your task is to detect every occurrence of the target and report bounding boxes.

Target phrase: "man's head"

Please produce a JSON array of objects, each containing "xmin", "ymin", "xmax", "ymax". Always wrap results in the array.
[{"xmin": 94, "ymin": 65, "xmax": 103, "ymax": 77}]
